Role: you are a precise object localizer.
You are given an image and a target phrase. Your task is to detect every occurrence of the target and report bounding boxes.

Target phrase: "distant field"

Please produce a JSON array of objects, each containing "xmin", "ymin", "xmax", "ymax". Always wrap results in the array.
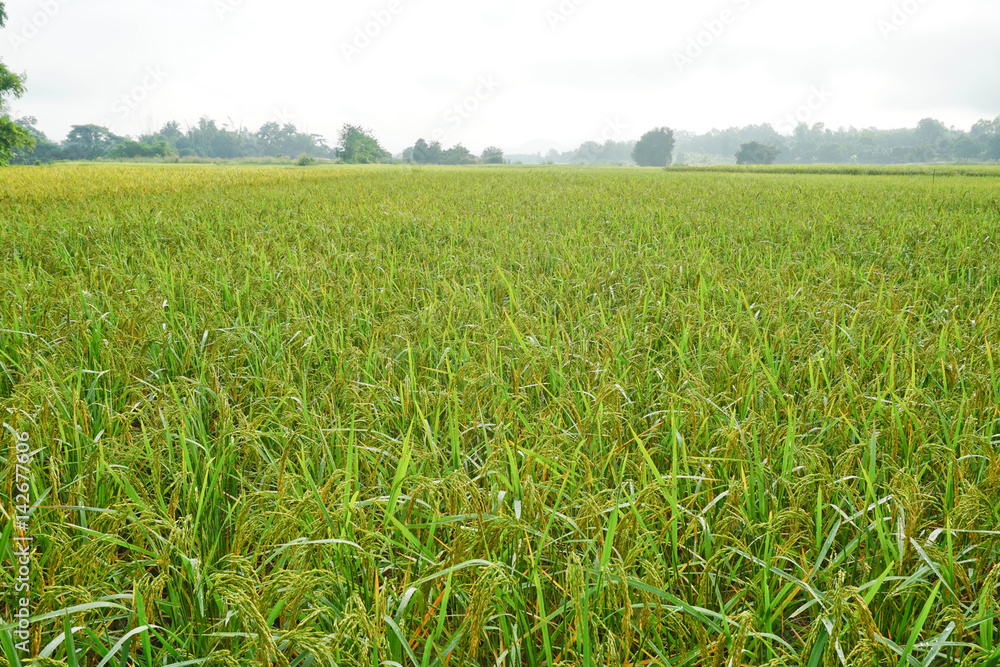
[
  {"xmin": 668, "ymin": 163, "xmax": 1000, "ymax": 177},
  {"xmin": 2, "ymin": 164, "xmax": 999, "ymax": 666}
]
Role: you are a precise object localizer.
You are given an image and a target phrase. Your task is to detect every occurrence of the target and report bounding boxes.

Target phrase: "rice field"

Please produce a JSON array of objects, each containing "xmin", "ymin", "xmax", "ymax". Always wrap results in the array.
[{"xmin": 1, "ymin": 163, "xmax": 1000, "ymax": 666}]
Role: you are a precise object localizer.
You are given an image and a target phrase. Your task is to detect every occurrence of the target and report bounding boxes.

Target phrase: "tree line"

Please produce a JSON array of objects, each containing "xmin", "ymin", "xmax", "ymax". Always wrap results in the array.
[
  {"xmin": 514, "ymin": 117, "xmax": 1000, "ymax": 166},
  {"xmin": 680, "ymin": 117, "xmax": 1000, "ymax": 165},
  {"xmin": 4, "ymin": 117, "xmax": 520, "ymax": 166},
  {"xmin": 4, "ymin": 118, "xmax": 676, "ymax": 168},
  {"xmin": 1, "ymin": 2, "xmax": 998, "ymax": 169},
  {"xmin": 10, "ymin": 117, "xmax": 335, "ymax": 164},
  {"xmin": 8, "ymin": 115, "xmax": 1000, "ymax": 167}
]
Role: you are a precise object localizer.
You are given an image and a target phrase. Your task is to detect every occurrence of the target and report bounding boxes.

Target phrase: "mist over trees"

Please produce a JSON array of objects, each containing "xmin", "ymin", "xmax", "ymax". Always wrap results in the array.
[
  {"xmin": 633, "ymin": 127, "xmax": 676, "ymax": 167},
  {"xmin": 8, "ymin": 116, "xmax": 338, "ymax": 164},
  {"xmin": 736, "ymin": 141, "xmax": 781, "ymax": 165},
  {"xmin": 672, "ymin": 118, "xmax": 1000, "ymax": 165},
  {"xmin": 63, "ymin": 125, "xmax": 119, "ymax": 160},
  {"xmin": 4, "ymin": 111, "xmax": 1000, "ymax": 166},
  {"xmin": 481, "ymin": 146, "xmax": 505, "ymax": 164},
  {"xmin": 511, "ymin": 116, "xmax": 1000, "ymax": 166},
  {"xmin": 532, "ymin": 140, "xmax": 634, "ymax": 165},
  {"xmin": 402, "ymin": 139, "xmax": 488, "ymax": 165}
]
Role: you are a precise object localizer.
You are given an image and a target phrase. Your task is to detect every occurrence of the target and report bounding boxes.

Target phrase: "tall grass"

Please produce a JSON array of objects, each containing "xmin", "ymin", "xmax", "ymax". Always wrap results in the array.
[{"xmin": 1, "ymin": 163, "xmax": 999, "ymax": 665}]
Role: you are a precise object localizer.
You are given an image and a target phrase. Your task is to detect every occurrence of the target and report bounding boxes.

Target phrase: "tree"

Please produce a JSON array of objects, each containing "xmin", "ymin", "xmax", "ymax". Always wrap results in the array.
[
  {"xmin": 815, "ymin": 143, "xmax": 848, "ymax": 163},
  {"xmin": 598, "ymin": 140, "xmax": 635, "ymax": 165},
  {"xmin": 181, "ymin": 116, "xmax": 221, "ymax": 157},
  {"xmin": 632, "ymin": 127, "xmax": 675, "ymax": 167},
  {"xmin": 440, "ymin": 144, "xmax": 477, "ymax": 165},
  {"xmin": 107, "ymin": 139, "xmax": 172, "ymax": 159},
  {"xmin": 0, "ymin": 2, "xmax": 34, "ymax": 165},
  {"xmin": 255, "ymin": 121, "xmax": 283, "ymax": 156},
  {"xmin": 481, "ymin": 146, "xmax": 504, "ymax": 164},
  {"xmin": 906, "ymin": 145, "xmax": 935, "ymax": 163},
  {"xmin": 336, "ymin": 124, "xmax": 389, "ymax": 164},
  {"xmin": 407, "ymin": 138, "xmax": 453, "ymax": 165},
  {"xmin": 410, "ymin": 138, "xmax": 431, "ymax": 164},
  {"xmin": 953, "ymin": 137, "xmax": 982, "ymax": 160},
  {"xmin": 425, "ymin": 141, "xmax": 443, "ymax": 165},
  {"xmin": 970, "ymin": 117, "xmax": 999, "ymax": 140},
  {"xmin": 10, "ymin": 116, "xmax": 60, "ymax": 164},
  {"xmin": 985, "ymin": 136, "xmax": 1000, "ymax": 162},
  {"xmin": 735, "ymin": 141, "xmax": 780, "ymax": 165},
  {"xmin": 0, "ymin": 117, "xmax": 34, "ymax": 165},
  {"xmin": 575, "ymin": 141, "xmax": 602, "ymax": 164},
  {"xmin": 211, "ymin": 132, "xmax": 240, "ymax": 159},
  {"xmin": 63, "ymin": 125, "xmax": 121, "ymax": 160},
  {"xmin": 160, "ymin": 120, "xmax": 183, "ymax": 143},
  {"xmin": 915, "ymin": 118, "xmax": 947, "ymax": 146},
  {"xmin": 972, "ymin": 117, "xmax": 1000, "ymax": 161}
]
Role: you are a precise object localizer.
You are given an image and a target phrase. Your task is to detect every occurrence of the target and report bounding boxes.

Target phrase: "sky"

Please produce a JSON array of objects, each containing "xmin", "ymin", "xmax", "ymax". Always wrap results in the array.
[{"xmin": 1, "ymin": 0, "xmax": 999, "ymax": 155}]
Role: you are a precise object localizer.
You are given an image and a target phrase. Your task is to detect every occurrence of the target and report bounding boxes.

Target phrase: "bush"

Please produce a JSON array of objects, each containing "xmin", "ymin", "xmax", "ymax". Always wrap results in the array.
[
  {"xmin": 736, "ymin": 142, "xmax": 781, "ymax": 165},
  {"xmin": 107, "ymin": 139, "xmax": 173, "ymax": 160},
  {"xmin": 336, "ymin": 124, "xmax": 391, "ymax": 164},
  {"xmin": 296, "ymin": 154, "xmax": 318, "ymax": 166},
  {"xmin": 482, "ymin": 146, "xmax": 505, "ymax": 164}
]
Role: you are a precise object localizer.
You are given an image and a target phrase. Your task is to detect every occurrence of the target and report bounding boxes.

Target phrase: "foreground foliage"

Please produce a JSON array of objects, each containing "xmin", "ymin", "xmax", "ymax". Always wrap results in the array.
[{"xmin": 1, "ymin": 164, "xmax": 1000, "ymax": 666}]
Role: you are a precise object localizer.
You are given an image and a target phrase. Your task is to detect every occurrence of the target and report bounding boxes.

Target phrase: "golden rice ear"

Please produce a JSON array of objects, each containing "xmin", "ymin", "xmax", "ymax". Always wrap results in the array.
[{"xmin": 8, "ymin": 163, "xmax": 999, "ymax": 665}]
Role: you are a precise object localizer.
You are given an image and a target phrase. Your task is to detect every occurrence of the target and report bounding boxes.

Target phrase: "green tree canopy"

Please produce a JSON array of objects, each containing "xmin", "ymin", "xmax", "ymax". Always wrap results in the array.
[
  {"xmin": 481, "ymin": 146, "xmax": 505, "ymax": 164},
  {"xmin": 952, "ymin": 136, "xmax": 982, "ymax": 160},
  {"xmin": 0, "ymin": 2, "xmax": 35, "ymax": 165},
  {"xmin": 632, "ymin": 127, "xmax": 675, "ymax": 167},
  {"xmin": 63, "ymin": 125, "xmax": 121, "ymax": 160},
  {"xmin": 409, "ymin": 138, "xmax": 432, "ymax": 163},
  {"xmin": 815, "ymin": 143, "xmax": 849, "ymax": 163},
  {"xmin": 336, "ymin": 124, "xmax": 390, "ymax": 164},
  {"xmin": 985, "ymin": 136, "xmax": 1000, "ymax": 162},
  {"xmin": 736, "ymin": 141, "xmax": 781, "ymax": 165},
  {"xmin": 11, "ymin": 116, "xmax": 61, "ymax": 164},
  {"xmin": 107, "ymin": 139, "xmax": 173, "ymax": 159},
  {"xmin": 916, "ymin": 118, "xmax": 948, "ymax": 146},
  {"xmin": 425, "ymin": 141, "xmax": 443, "ymax": 164},
  {"xmin": 252, "ymin": 122, "xmax": 327, "ymax": 158},
  {"xmin": 406, "ymin": 138, "xmax": 467, "ymax": 165},
  {"xmin": 0, "ymin": 117, "xmax": 34, "ymax": 164},
  {"xmin": 440, "ymin": 144, "xmax": 477, "ymax": 165}
]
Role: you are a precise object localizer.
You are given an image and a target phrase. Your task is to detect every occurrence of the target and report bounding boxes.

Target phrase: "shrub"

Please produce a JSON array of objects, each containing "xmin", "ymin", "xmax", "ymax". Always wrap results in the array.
[{"xmin": 736, "ymin": 142, "xmax": 781, "ymax": 165}]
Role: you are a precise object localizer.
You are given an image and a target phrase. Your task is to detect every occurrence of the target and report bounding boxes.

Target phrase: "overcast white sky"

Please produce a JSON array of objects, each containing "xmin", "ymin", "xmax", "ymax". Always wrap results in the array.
[{"xmin": 2, "ymin": 0, "xmax": 999, "ymax": 154}]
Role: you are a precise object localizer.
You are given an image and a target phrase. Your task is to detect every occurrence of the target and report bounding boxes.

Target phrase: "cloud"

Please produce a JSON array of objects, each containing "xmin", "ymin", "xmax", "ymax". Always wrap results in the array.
[{"xmin": 1, "ymin": 0, "xmax": 997, "ymax": 151}]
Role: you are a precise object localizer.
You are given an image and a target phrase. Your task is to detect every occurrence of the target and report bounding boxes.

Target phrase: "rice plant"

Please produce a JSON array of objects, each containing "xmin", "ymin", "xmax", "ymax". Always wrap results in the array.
[{"xmin": 1, "ymin": 163, "xmax": 999, "ymax": 666}]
